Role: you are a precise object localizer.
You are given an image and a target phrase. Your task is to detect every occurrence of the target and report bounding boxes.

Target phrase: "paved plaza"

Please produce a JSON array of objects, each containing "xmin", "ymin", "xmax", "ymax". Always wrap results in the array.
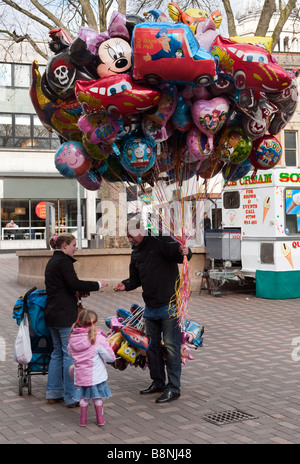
[{"xmin": 1, "ymin": 252, "xmax": 300, "ymax": 446}]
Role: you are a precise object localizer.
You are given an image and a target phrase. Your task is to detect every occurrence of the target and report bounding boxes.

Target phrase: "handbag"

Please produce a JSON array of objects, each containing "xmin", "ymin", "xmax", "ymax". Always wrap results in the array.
[{"xmin": 14, "ymin": 313, "xmax": 32, "ymax": 364}]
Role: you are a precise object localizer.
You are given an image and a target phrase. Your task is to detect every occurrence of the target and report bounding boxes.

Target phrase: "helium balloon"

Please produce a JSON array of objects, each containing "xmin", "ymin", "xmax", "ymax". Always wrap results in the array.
[
  {"xmin": 77, "ymin": 169, "xmax": 101, "ymax": 190},
  {"xmin": 55, "ymin": 141, "xmax": 92, "ymax": 178},
  {"xmin": 191, "ymin": 96, "xmax": 230, "ymax": 150},
  {"xmin": 119, "ymin": 136, "xmax": 156, "ymax": 183},
  {"xmin": 222, "ymin": 158, "xmax": 253, "ymax": 182},
  {"xmin": 218, "ymin": 126, "xmax": 252, "ymax": 164},
  {"xmin": 248, "ymin": 135, "xmax": 282, "ymax": 171}
]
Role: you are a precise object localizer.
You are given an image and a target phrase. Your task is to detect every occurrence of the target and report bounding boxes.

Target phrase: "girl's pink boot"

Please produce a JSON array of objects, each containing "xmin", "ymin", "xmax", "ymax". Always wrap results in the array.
[
  {"xmin": 79, "ymin": 405, "xmax": 88, "ymax": 427},
  {"xmin": 94, "ymin": 402, "xmax": 106, "ymax": 426}
]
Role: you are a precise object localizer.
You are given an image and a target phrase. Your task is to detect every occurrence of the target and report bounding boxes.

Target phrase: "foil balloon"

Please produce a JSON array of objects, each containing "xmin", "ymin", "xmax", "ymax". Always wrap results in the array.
[
  {"xmin": 142, "ymin": 83, "xmax": 177, "ymax": 141},
  {"xmin": 118, "ymin": 136, "xmax": 156, "ymax": 183},
  {"xmin": 30, "ymin": 61, "xmax": 82, "ymax": 141},
  {"xmin": 248, "ymin": 135, "xmax": 282, "ymax": 171},
  {"xmin": 55, "ymin": 141, "xmax": 92, "ymax": 178},
  {"xmin": 211, "ymin": 35, "xmax": 292, "ymax": 95},
  {"xmin": 168, "ymin": 3, "xmax": 222, "ymax": 33},
  {"xmin": 78, "ymin": 113, "xmax": 121, "ymax": 145},
  {"xmin": 199, "ymin": 153, "xmax": 224, "ymax": 179},
  {"xmin": 222, "ymin": 158, "xmax": 253, "ymax": 183},
  {"xmin": 186, "ymin": 126, "xmax": 210, "ymax": 163},
  {"xmin": 75, "ymin": 73, "xmax": 161, "ymax": 119},
  {"xmin": 172, "ymin": 94, "xmax": 193, "ymax": 132},
  {"xmin": 218, "ymin": 126, "xmax": 252, "ymax": 164},
  {"xmin": 191, "ymin": 96, "xmax": 230, "ymax": 150},
  {"xmin": 77, "ymin": 169, "xmax": 101, "ymax": 190},
  {"xmin": 132, "ymin": 22, "xmax": 217, "ymax": 87}
]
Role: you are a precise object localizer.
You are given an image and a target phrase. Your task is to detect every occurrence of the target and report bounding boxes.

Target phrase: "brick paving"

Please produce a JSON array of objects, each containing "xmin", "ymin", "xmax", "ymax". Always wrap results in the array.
[{"xmin": 1, "ymin": 252, "xmax": 300, "ymax": 445}]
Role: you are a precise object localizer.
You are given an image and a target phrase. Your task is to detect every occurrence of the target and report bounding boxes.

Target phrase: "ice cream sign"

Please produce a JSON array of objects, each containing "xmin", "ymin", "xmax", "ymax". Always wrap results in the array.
[{"xmin": 242, "ymin": 189, "xmax": 258, "ymax": 225}]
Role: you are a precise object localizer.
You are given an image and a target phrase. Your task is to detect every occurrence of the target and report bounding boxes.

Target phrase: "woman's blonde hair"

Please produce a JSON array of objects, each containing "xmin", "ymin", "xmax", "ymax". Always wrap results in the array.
[
  {"xmin": 49, "ymin": 233, "xmax": 76, "ymax": 250},
  {"xmin": 69, "ymin": 310, "xmax": 98, "ymax": 344}
]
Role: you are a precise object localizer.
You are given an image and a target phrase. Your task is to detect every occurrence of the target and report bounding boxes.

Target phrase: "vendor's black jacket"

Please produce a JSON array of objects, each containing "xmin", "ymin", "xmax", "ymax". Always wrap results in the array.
[
  {"xmin": 122, "ymin": 236, "xmax": 192, "ymax": 308},
  {"xmin": 44, "ymin": 250, "xmax": 100, "ymax": 327}
]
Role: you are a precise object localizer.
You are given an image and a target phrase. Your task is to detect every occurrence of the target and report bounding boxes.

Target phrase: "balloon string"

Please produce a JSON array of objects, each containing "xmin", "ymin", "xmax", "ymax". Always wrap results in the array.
[{"xmin": 169, "ymin": 255, "xmax": 191, "ymax": 328}]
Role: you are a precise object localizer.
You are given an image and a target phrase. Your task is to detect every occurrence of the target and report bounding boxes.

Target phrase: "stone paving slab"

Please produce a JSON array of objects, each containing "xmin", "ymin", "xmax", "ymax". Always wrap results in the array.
[{"xmin": 1, "ymin": 253, "xmax": 300, "ymax": 446}]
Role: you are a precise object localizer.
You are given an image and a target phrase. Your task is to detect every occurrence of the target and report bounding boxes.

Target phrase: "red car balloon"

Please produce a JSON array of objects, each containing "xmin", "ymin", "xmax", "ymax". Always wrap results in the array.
[{"xmin": 75, "ymin": 73, "xmax": 161, "ymax": 119}]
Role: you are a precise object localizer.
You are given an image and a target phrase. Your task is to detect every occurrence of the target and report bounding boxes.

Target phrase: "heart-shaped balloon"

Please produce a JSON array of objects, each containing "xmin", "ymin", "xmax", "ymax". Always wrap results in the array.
[{"xmin": 191, "ymin": 96, "xmax": 230, "ymax": 151}]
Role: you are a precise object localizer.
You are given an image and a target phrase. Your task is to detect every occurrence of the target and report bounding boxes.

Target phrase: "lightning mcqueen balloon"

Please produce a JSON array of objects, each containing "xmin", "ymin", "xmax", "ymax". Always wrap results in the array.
[
  {"xmin": 75, "ymin": 73, "xmax": 161, "ymax": 119},
  {"xmin": 210, "ymin": 35, "xmax": 292, "ymax": 94}
]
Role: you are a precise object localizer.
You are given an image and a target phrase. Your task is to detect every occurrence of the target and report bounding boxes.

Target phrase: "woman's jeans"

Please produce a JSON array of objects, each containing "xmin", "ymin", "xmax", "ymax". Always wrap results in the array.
[
  {"xmin": 46, "ymin": 327, "xmax": 75, "ymax": 406},
  {"xmin": 145, "ymin": 317, "xmax": 182, "ymax": 394}
]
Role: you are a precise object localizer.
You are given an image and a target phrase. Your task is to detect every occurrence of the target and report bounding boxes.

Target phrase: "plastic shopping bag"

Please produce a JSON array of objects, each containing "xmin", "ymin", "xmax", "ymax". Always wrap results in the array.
[{"xmin": 14, "ymin": 313, "xmax": 32, "ymax": 364}]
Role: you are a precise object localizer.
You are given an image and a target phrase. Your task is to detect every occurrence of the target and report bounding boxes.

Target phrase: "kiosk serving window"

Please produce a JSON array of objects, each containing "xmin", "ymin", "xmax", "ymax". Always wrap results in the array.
[{"xmin": 285, "ymin": 188, "xmax": 300, "ymax": 235}]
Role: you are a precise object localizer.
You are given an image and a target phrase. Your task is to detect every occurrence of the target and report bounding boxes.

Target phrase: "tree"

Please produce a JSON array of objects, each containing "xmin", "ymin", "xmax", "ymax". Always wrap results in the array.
[{"xmin": 0, "ymin": 0, "xmax": 298, "ymax": 57}]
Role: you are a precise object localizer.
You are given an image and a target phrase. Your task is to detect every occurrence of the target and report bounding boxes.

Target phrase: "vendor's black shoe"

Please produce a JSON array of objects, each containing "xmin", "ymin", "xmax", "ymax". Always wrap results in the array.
[
  {"xmin": 155, "ymin": 389, "xmax": 180, "ymax": 403},
  {"xmin": 140, "ymin": 382, "xmax": 165, "ymax": 395}
]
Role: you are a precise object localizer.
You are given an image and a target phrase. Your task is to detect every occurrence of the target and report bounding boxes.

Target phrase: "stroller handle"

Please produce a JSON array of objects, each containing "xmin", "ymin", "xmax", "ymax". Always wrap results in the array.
[{"xmin": 23, "ymin": 287, "xmax": 37, "ymax": 314}]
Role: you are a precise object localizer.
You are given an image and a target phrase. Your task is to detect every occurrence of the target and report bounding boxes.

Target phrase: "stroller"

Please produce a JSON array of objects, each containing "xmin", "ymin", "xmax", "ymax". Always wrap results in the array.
[{"xmin": 12, "ymin": 287, "xmax": 53, "ymax": 396}]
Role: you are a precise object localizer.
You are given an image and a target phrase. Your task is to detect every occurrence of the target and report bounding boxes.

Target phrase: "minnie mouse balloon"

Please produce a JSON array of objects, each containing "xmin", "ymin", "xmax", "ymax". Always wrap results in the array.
[
  {"xmin": 248, "ymin": 135, "xmax": 282, "ymax": 171},
  {"xmin": 55, "ymin": 141, "xmax": 92, "ymax": 178},
  {"xmin": 191, "ymin": 97, "xmax": 230, "ymax": 151}
]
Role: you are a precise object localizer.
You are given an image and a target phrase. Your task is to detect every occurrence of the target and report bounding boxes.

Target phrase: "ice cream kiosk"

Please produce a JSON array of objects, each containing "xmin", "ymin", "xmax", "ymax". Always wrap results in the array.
[{"xmin": 219, "ymin": 167, "xmax": 300, "ymax": 298}]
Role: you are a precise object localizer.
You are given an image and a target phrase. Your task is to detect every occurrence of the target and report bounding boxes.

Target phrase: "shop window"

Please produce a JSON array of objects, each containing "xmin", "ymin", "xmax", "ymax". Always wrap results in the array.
[
  {"xmin": 285, "ymin": 187, "xmax": 300, "ymax": 235},
  {"xmin": 285, "ymin": 131, "xmax": 297, "ymax": 166},
  {"xmin": 223, "ymin": 191, "xmax": 240, "ymax": 209},
  {"xmin": 260, "ymin": 243, "xmax": 274, "ymax": 264},
  {"xmin": 0, "ymin": 113, "xmax": 59, "ymax": 150},
  {"xmin": 1, "ymin": 199, "xmax": 86, "ymax": 240}
]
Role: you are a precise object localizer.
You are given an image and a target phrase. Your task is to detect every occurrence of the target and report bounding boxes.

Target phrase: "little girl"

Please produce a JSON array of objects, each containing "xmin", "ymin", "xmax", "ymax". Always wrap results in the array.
[{"xmin": 68, "ymin": 309, "xmax": 115, "ymax": 427}]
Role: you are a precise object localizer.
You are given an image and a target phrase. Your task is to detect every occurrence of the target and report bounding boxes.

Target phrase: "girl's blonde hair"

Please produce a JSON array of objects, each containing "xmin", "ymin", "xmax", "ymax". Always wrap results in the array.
[
  {"xmin": 49, "ymin": 233, "xmax": 76, "ymax": 250},
  {"xmin": 69, "ymin": 310, "xmax": 98, "ymax": 344}
]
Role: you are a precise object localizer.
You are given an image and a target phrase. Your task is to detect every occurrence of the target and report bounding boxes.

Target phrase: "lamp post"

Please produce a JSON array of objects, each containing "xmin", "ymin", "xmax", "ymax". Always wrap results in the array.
[{"xmin": 77, "ymin": 182, "xmax": 82, "ymax": 249}]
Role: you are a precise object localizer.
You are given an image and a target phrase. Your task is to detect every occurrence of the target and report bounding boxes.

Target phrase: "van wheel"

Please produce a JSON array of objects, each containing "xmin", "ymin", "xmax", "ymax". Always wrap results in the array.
[
  {"xmin": 145, "ymin": 74, "xmax": 161, "ymax": 85},
  {"xmin": 195, "ymin": 74, "xmax": 212, "ymax": 87},
  {"xmin": 210, "ymin": 77, "xmax": 234, "ymax": 95}
]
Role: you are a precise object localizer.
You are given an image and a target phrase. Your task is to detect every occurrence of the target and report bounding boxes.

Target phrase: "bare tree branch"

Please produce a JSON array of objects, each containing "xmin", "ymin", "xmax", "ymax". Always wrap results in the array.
[
  {"xmin": 271, "ymin": 0, "xmax": 297, "ymax": 51},
  {"xmin": 77, "ymin": 0, "xmax": 98, "ymax": 31},
  {"xmin": 221, "ymin": 0, "xmax": 237, "ymax": 37},
  {"xmin": 255, "ymin": 0, "xmax": 276, "ymax": 37},
  {"xmin": 1, "ymin": 0, "xmax": 54, "ymax": 30}
]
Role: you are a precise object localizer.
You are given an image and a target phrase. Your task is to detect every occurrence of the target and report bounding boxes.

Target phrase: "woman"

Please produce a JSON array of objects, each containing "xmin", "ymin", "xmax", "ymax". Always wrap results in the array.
[{"xmin": 44, "ymin": 233, "xmax": 107, "ymax": 407}]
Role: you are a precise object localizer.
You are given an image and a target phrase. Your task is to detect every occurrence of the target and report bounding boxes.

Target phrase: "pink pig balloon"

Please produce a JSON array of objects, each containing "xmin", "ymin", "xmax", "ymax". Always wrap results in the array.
[{"xmin": 191, "ymin": 96, "xmax": 230, "ymax": 151}]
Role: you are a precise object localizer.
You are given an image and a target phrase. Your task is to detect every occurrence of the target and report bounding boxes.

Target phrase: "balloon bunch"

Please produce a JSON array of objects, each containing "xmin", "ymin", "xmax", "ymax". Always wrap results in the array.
[
  {"xmin": 105, "ymin": 304, "xmax": 150, "ymax": 371},
  {"xmin": 104, "ymin": 303, "xmax": 204, "ymax": 370},
  {"xmin": 30, "ymin": 3, "xmax": 298, "ymax": 189}
]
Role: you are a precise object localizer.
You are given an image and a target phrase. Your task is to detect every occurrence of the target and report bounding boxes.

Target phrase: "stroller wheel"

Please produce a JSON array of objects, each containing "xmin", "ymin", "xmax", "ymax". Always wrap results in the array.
[{"xmin": 27, "ymin": 375, "xmax": 32, "ymax": 395}]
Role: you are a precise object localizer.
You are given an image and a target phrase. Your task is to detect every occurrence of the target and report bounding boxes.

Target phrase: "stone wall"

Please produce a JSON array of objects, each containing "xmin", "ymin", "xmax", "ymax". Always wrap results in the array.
[{"xmin": 16, "ymin": 247, "xmax": 207, "ymax": 293}]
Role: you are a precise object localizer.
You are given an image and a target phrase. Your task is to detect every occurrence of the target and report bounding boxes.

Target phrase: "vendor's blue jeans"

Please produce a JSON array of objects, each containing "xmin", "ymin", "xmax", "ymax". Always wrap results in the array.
[
  {"xmin": 145, "ymin": 316, "xmax": 181, "ymax": 394},
  {"xmin": 46, "ymin": 327, "xmax": 75, "ymax": 406}
]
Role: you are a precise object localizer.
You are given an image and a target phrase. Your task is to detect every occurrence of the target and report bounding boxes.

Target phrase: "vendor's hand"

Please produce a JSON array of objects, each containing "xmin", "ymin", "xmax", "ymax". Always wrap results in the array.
[
  {"xmin": 179, "ymin": 245, "xmax": 189, "ymax": 256},
  {"xmin": 80, "ymin": 293, "xmax": 90, "ymax": 298},
  {"xmin": 100, "ymin": 280, "xmax": 108, "ymax": 288},
  {"xmin": 114, "ymin": 282, "xmax": 125, "ymax": 292}
]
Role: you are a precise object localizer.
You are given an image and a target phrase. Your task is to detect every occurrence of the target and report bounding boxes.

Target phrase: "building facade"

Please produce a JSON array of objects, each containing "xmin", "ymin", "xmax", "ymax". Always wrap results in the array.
[{"xmin": 0, "ymin": 37, "xmax": 99, "ymax": 250}]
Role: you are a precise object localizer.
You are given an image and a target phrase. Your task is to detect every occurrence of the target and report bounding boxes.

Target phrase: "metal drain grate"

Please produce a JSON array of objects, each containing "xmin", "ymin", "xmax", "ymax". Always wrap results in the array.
[{"xmin": 203, "ymin": 409, "xmax": 257, "ymax": 426}]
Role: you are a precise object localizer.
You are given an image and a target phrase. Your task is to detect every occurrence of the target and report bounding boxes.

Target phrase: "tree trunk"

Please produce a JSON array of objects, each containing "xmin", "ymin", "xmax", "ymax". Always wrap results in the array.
[{"xmin": 118, "ymin": 0, "xmax": 127, "ymax": 15}]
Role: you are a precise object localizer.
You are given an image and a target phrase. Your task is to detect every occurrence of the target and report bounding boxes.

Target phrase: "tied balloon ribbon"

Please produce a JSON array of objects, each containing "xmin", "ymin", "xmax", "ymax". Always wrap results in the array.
[{"xmin": 169, "ymin": 254, "xmax": 191, "ymax": 328}]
